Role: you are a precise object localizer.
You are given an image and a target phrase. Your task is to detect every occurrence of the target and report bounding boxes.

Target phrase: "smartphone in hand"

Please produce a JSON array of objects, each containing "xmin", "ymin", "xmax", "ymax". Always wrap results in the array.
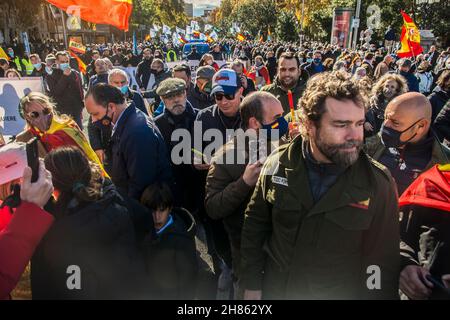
[{"xmin": 26, "ymin": 138, "xmax": 39, "ymax": 183}]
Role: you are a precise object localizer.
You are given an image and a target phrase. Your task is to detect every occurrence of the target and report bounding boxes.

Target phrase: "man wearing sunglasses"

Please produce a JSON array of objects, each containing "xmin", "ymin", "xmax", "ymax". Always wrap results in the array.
[
  {"xmin": 365, "ymin": 92, "xmax": 450, "ymax": 195},
  {"xmin": 192, "ymin": 69, "xmax": 244, "ymax": 290}
]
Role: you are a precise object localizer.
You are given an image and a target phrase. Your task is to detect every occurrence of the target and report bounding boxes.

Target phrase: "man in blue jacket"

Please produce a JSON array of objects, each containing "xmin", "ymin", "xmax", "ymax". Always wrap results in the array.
[{"xmin": 85, "ymin": 84, "xmax": 172, "ymax": 200}]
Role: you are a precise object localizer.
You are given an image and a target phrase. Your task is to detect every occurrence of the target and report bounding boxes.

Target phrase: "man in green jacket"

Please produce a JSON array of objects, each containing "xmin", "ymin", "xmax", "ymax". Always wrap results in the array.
[
  {"xmin": 261, "ymin": 52, "xmax": 307, "ymax": 116},
  {"xmin": 205, "ymin": 92, "xmax": 287, "ymax": 299},
  {"xmin": 241, "ymin": 71, "xmax": 400, "ymax": 300}
]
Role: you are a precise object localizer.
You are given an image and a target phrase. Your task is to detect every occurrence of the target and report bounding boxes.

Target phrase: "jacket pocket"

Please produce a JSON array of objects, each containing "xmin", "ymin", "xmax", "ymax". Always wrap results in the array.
[{"xmin": 317, "ymin": 206, "xmax": 374, "ymax": 255}]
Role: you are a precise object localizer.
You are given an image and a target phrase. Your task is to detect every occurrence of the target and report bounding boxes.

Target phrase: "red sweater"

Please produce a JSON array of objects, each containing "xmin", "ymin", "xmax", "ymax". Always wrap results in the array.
[{"xmin": 0, "ymin": 202, "xmax": 54, "ymax": 299}]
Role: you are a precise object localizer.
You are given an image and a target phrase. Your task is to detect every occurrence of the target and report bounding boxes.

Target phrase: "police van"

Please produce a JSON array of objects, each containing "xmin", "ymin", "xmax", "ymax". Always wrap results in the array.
[{"xmin": 182, "ymin": 40, "xmax": 210, "ymax": 59}]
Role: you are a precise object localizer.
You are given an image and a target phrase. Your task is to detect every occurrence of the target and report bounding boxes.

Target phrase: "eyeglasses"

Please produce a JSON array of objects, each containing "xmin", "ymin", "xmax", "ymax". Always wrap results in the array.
[
  {"xmin": 214, "ymin": 92, "xmax": 236, "ymax": 101},
  {"xmin": 26, "ymin": 108, "xmax": 51, "ymax": 119}
]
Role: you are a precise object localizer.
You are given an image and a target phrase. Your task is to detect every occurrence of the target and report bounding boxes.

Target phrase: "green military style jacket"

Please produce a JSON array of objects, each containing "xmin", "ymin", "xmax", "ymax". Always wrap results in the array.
[
  {"xmin": 241, "ymin": 137, "xmax": 400, "ymax": 299},
  {"xmin": 261, "ymin": 77, "xmax": 306, "ymax": 116}
]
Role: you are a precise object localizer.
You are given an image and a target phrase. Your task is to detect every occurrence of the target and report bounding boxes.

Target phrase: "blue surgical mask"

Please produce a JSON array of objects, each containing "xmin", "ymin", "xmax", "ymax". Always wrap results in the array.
[
  {"xmin": 59, "ymin": 63, "xmax": 70, "ymax": 71},
  {"xmin": 45, "ymin": 66, "xmax": 53, "ymax": 75},
  {"xmin": 307, "ymin": 58, "xmax": 313, "ymax": 63},
  {"xmin": 261, "ymin": 117, "xmax": 289, "ymax": 140},
  {"xmin": 120, "ymin": 85, "xmax": 129, "ymax": 95},
  {"xmin": 8, "ymin": 51, "xmax": 14, "ymax": 57},
  {"xmin": 33, "ymin": 63, "xmax": 41, "ymax": 69},
  {"xmin": 314, "ymin": 58, "xmax": 321, "ymax": 64}
]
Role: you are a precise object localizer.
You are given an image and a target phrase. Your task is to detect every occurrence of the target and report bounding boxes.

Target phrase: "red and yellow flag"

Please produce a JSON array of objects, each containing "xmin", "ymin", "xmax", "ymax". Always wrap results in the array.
[
  {"xmin": 0, "ymin": 47, "xmax": 10, "ymax": 61},
  {"xmin": 397, "ymin": 10, "xmax": 423, "ymax": 58},
  {"xmin": 46, "ymin": 0, "xmax": 132, "ymax": 31},
  {"xmin": 69, "ymin": 50, "xmax": 86, "ymax": 75},
  {"xmin": 29, "ymin": 117, "xmax": 108, "ymax": 177},
  {"xmin": 236, "ymin": 33, "xmax": 246, "ymax": 42},
  {"xmin": 399, "ymin": 164, "xmax": 450, "ymax": 212}
]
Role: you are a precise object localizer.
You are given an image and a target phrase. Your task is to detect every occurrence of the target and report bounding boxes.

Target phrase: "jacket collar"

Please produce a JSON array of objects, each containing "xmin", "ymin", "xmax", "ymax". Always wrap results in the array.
[
  {"xmin": 111, "ymin": 102, "xmax": 136, "ymax": 138},
  {"xmin": 278, "ymin": 136, "xmax": 374, "ymax": 216}
]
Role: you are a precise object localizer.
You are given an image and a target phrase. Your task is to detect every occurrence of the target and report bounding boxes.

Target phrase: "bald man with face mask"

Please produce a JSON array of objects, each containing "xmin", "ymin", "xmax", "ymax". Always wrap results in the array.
[{"xmin": 365, "ymin": 92, "xmax": 450, "ymax": 195}]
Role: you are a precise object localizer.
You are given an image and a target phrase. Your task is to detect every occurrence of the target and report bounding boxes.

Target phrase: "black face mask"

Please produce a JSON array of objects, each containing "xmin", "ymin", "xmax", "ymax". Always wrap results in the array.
[
  {"xmin": 380, "ymin": 118, "xmax": 423, "ymax": 148},
  {"xmin": 92, "ymin": 105, "xmax": 114, "ymax": 130}
]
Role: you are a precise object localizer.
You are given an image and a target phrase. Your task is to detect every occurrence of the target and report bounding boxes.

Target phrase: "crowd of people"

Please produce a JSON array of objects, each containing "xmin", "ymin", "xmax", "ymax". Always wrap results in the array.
[{"xmin": 0, "ymin": 36, "xmax": 450, "ymax": 300}]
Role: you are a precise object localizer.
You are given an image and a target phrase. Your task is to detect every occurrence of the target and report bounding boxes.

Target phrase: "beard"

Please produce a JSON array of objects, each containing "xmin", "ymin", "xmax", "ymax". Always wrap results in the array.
[
  {"xmin": 314, "ymin": 131, "xmax": 363, "ymax": 168},
  {"xmin": 170, "ymin": 104, "xmax": 186, "ymax": 116},
  {"xmin": 279, "ymin": 75, "xmax": 298, "ymax": 89}
]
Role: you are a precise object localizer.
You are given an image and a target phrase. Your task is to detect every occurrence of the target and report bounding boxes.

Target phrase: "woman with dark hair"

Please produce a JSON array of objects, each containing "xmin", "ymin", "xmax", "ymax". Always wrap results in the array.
[{"xmin": 30, "ymin": 147, "xmax": 151, "ymax": 299}]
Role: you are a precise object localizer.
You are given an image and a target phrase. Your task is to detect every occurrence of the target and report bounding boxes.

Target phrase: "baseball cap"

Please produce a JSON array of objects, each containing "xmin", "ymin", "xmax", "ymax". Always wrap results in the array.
[{"xmin": 211, "ymin": 69, "xmax": 242, "ymax": 96}]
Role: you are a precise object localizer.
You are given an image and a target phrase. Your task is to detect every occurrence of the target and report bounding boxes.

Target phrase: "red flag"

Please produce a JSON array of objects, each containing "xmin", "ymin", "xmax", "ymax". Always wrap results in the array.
[
  {"xmin": 399, "ymin": 164, "xmax": 450, "ymax": 212},
  {"xmin": 46, "ymin": 0, "xmax": 132, "ymax": 31},
  {"xmin": 397, "ymin": 10, "xmax": 423, "ymax": 58}
]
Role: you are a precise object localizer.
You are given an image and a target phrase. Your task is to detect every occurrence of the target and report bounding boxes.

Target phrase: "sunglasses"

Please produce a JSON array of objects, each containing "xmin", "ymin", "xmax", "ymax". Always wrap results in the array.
[
  {"xmin": 26, "ymin": 108, "xmax": 51, "ymax": 119},
  {"xmin": 214, "ymin": 92, "xmax": 236, "ymax": 101}
]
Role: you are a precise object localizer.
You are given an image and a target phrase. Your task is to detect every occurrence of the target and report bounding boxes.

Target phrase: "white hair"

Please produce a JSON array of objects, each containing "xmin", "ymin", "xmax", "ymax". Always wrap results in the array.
[{"xmin": 108, "ymin": 68, "xmax": 129, "ymax": 84}]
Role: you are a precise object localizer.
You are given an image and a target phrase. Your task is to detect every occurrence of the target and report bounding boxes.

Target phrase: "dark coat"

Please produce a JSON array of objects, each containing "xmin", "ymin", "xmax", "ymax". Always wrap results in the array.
[
  {"xmin": 154, "ymin": 101, "xmax": 198, "ymax": 210},
  {"xmin": 188, "ymin": 85, "xmax": 215, "ymax": 110},
  {"xmin": 30, "ymin": 185, "xmax": 150, "ymax": 299},
  {"xmin": 88, "ymin": 72, "xmax": 109, "ymax": 90},
  {"xmin": 428, "ymin": 86, "xmax": 449, "ymax": 123},
  {"xmin": 143, "ymin": 207, "xmax": 198, "ymax": 300},
  {"xmin": 110, "ymin": 104, "xmax": 172, "ymax": 200},
  {"xmin": 399, "ymin": 70, "xmax": 420, "ymax": 92},
  {"xmin": 400, "ymin": 204, "xmax": 450, "ymax": 300},
  {"xmin": 434, "ymin": 101, "xmax": 450, "ymax": 143},
  {"xmin": 46, "ymin": 68, "xmax": 84, "ymax": 118},
  {"xmin": 135, "ymin": 58, "xmax": 153, "ymax": 89},
  {"xmin": 241, "ymin": 136, "xmax": 400, "ymax": 299}
]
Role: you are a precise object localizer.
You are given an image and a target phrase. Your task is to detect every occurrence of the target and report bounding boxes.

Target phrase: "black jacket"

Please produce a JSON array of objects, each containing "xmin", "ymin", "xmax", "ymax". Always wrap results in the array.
[
  {"xmin": 143, "ymin": 207, "xmax": 198, "ymax": 300},
  {"xmin": 46, "ymin": 69, "xmax": 84, "ymax": 117},
  {"xmin": 188, "ymin": 85, "xmax": 215, "ymax": 110},
  {"xmin": 110, "ymin": 103, "xmax": 172, "ymax": 200},
  {"xmin": 434, "ymin": 101, "xmax": 450, "ymax": 143},
  {"xmin": 400, "ymin": 204, "xmax": 450, "ymax": 299},
  {"xmin": 154, "ymin": 102, "xmax": 198, "ymax": 209},
  {"xmin": 88, "ymin": 72, "xmax": 109, "ymax": 90},
  {"xmin": 428, "ymin": 86, "xmax": 449, "ymax": 123},
  {"xmin": 31, "ymin": 184, "xmax": 151, "ymax": 299},
  {"xmin": 136, "ymin": 58, "xmax": 153, "ymax": 89}
]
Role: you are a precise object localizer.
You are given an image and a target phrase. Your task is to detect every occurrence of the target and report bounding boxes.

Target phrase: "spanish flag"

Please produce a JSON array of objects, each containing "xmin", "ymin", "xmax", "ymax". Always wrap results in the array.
[
  {"xmin": 399, "ymin": 164, "xmax": 450, "ymax": 212},
  {"xmin": 192, "ymin": 30, "xmax": 201, "ymax": 39},
  {"xmin": 69, "ymin": 50, "xmax": 87, "ymax": 75},
  {"xmin": 0, "ymin": 47, "xmax": 10, "ymax": 61},
  {"xmin": 236, "ymin": 33, "xmax": 246, "ymax": 42},
  {"xmin": 397, "ymin": 10, "xmax": 423, "ymax": 58},
  {"xmin": 45, "ymin": 0, "xmax": 133, "ymax": 31},
  {"xmin": 179, "ymin": 35, "xmax": 188, "ymax": 44},
  {"xmin": 29, "ymin": 117, "xmax": 108, "ymax": 177}
]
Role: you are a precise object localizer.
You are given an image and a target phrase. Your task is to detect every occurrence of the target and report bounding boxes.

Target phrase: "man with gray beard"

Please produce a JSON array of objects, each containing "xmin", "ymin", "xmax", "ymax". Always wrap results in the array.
[
  {"xmin": 154, "ymin": 78, "xmax": 198, "ymax": 211},
  {"xmin": 241, "ymin": 71, "xmax": 400, "ymax": 300}
]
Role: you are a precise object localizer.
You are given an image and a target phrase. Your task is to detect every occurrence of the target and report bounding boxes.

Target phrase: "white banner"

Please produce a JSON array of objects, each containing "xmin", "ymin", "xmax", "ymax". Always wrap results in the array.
[{"xmin": 0, "ymin": 78, "xmax": 44, "ymax": 139}]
